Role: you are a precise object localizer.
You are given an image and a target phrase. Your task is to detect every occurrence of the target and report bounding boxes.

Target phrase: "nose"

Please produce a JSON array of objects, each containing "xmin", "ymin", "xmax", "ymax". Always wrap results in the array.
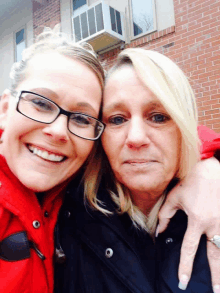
[
  {"xmin": 126, "ymin": 118, "xmax": 150, "ymax": 149},
  {"xmin": 42, "ymin": 115, "xmax": 69, "ymax": 142}
]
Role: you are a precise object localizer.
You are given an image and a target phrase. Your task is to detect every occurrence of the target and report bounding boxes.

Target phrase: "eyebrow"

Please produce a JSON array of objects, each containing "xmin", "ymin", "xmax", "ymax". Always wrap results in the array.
[
  {"xmin": 104, "ymin": 101, "xmax": 163, "ymax": 112},
  {"xmin": 103, "ymin": 102, "xmax": 126, "ymax": 113},
  {"xmin": 29, "ymin": 88, "xmax": 58, "ymax": 99},
  {"xmin": 28, "ymin": 88, "xmax": 97, "ymax": 114},
  {"xmin": 75, "ymin": 102, "xmax": 97, "ymax": 114}
]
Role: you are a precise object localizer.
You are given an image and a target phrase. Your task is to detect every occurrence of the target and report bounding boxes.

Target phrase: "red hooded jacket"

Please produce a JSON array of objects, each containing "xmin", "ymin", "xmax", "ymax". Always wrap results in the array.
[{"xmin": 0, "ymin": 125, "xmax": 219, "ymax": 293}]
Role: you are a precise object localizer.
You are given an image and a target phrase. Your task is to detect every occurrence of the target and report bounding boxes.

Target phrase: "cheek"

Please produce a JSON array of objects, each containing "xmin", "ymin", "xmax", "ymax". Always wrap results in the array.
[
  {"xmin": 166, "ymin": 128, "xmax": 182, "ymax": 172},
  {"xmin": 74, "ymin": 139, "xmax": 94, "ymax": 161},
  {"xmin": 101, "ymin": 132, "xmax": 117, "ymax": 164}
]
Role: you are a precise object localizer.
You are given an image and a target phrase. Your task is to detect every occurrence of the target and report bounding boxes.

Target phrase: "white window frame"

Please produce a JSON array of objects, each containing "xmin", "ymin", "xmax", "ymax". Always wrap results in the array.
[
  {"xmin": 14, "ymin": 26, "xmax": 26, "ymax": 62},
  {"xmin": 129, "ymin": 0, "xmax": 157, "ymax": 40}
]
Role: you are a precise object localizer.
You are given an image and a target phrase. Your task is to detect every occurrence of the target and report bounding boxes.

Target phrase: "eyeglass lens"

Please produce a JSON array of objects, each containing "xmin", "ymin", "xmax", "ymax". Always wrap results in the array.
[{"xmin": 18, "ymin": 92, "xmax": 103, "ymax": 140}]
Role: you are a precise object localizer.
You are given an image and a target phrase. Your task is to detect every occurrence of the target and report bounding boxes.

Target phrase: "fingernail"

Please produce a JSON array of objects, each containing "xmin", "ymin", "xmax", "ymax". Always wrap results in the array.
[
  {"xmin": 155, "ymin": 225, "xmax": 160, "ymax": 237},
  {"xmin": 178, "ymin": 275, "xmax": 189, "ymax": 290},
  {"xmin": 213, "ymin": 285, "xmax": 220, "ymax": 293}
]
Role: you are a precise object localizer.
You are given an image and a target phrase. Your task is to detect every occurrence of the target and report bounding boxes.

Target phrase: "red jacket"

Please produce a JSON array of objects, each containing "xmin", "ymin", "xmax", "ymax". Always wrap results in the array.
[
  {"xmin": 198, "ymin": 125, "xmax": 220, "ymax": 159},
  {"xmin": 0, "ymin": 125, "xmax": 219, "ymax": 293},
  {"xmin": 0, "ymin": 155, "xmax": 64, "ymax": 293}
]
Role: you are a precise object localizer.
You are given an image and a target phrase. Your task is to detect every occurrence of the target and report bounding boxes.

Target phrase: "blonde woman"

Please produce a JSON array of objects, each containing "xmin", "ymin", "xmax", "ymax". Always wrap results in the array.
[
  {"xmin": 0, "ymin": 30, "xmax": 105, "ymax": 293},
  {"xmin": 56, "ymin": 49, "xmax": 220, "ymax": 293}
]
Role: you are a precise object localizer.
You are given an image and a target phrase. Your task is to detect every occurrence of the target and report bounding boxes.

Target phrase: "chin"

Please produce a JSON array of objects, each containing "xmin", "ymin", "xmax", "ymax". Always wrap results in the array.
[
  {"xmin": 121, "ymin": 176, "xmax": 165, "ymax": 195},
  {"xmin": 18, "ymin": 176, "xmax": 57, "ymax": 193},
  {"xmin": 24, "ymin": 183, "xmax": 53, "ymax": 193}
]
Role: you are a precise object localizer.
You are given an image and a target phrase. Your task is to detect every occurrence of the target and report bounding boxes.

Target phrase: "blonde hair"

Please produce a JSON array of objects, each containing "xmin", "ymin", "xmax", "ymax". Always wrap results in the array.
[
  {"xmin": 9, "ymin": 27, "xmax": 105, "ymax": 94},
  {"xmin": 84, "ymin": 48, "xmax": 200, "ymax": 234}
]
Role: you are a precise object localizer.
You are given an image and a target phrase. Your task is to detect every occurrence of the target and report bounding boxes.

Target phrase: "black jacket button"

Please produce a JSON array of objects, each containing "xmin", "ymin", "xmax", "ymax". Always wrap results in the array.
[
  {"xmin": 64, "ymin": 211, "xmax": 71, "ymax": 218},
  {"xmin": 165, "ymin": 238, "xmax": 173, "ymax": 244},
  {"xmin": 44, "ymin": 211, "xmax": 49, "ymax": 217}
]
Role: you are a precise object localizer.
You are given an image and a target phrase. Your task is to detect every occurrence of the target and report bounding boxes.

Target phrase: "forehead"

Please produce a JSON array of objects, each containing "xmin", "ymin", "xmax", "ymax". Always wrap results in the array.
[
  {"xmin": 104, "ymin": 65, "xmax": 159, "ymax": 106},
  {"xmin": 105, "ymin": 65, "xmax": 147, "ymax": 96},
  {"xmin": 106, "ymin": 64, "xmax": 137, "ymax": 86},
  {"xmin": 17, "ymin": 52, "xmax": 102, "ymax": 95},
  {"xmin": 25, "ymin": 52, "xmax": 90, "ymax": 80}
]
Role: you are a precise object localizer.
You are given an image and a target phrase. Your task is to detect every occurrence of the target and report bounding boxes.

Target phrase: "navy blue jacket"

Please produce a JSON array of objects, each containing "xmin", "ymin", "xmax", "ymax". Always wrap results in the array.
[{"xmin": 54, "ymin": 183, "xmax": 213, "ymax": 293}]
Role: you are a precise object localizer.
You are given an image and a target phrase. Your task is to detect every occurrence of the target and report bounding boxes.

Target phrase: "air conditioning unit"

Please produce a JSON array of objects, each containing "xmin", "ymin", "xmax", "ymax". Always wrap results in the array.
[{"xmin": 72, "ymin": 2, "xmax": 125, "ymax": 52}]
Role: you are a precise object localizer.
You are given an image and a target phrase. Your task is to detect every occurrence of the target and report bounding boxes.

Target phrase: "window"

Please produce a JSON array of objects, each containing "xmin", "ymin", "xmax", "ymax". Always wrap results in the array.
[
  {"xmin": 131, "ymin": 0, "xmax": 155, "ymax": 37},
  {"xmin": 73, "ymin": 0, "xmax": 87, "ymax": 11},
  {"xmin": 110, "ymin": 6, "xmax": 122, "ymax": 35},
  {"xmin": 15, "ymin": 28, "xmax": 26, "ymax": 62}
]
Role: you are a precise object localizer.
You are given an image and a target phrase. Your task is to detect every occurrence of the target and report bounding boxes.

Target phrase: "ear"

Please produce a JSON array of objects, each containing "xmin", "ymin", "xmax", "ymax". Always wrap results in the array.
[{"xmin": 0, "ymin": 89, "xmax": 11, "ymax": 129}]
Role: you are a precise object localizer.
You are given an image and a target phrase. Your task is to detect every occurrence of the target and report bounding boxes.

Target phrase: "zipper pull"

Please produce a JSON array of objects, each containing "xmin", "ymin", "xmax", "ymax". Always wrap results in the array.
[
  {"xmin": 29, "ymin": 241, "xmax": 46, "ymax": 260},
  {"xmin": 55, "ymin": 247, "xmax": 66, "ymax": 264}
]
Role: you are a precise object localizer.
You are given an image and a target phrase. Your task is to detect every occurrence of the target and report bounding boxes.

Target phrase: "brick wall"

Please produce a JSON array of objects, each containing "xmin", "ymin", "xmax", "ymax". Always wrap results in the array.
[
  {"xmin": 32, "ymin": 0, "xmax": 61, "ymax": 36},
  {"xmin": 100, "ymin": 0, "xmax": 220, "ymax": 132}
]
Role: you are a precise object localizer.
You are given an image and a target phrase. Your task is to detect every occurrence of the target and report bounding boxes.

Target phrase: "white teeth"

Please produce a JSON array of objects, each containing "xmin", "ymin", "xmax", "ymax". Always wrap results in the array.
[{"xmin": 28, "ymin": 145, "xmax": 64, "ymax": 162}]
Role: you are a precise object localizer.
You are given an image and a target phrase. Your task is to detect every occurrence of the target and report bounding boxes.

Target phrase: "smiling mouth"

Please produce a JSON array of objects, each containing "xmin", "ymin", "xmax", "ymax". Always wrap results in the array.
[{"xmin": 27, "ymin": 144, "xmax": 66, "ymax": 162}]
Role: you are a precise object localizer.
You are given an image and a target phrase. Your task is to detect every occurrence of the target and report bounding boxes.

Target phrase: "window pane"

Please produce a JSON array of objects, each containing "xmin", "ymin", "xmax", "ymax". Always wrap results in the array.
[
  {"xmin": 131, "ymin": 0, "xmax": 154, "ymax": 37},
  {"xmin": 16, "ymin": 41, "xmax": 25, "ymax": 62},
  {"xmin": 110, "ymin": 7, "xmax": 116, "ymax": 33},
  {"xmin": 16, "ymin": 29, "xmax": 24, "ymax": 45},
  {"xmin": 115, "ymin": 10, "xmax": 122, "ymax": 35},
  {"xmin": 88, "ymin": 8, "xmax": 96, "ymax": 35},
  {"xmin": 80, "ymin": 12, "xmax": 89, "ymax": 39},
  {"xmin": 95, "ymin": 3, "xmax": 104, "ymax": 32},
  {"xmin": 73, "ymin": 0, "xmax": 86, "ymax": 11},
  {"xmin": 73, "ymin": 16, "xmax": 81, "ymax": 41}
]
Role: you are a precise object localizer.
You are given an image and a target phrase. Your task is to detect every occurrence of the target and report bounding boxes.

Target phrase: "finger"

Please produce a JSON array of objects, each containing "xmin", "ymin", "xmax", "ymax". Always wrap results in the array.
[
  {"xmin": 157, "ymin": 201, "xmax": 178, "ymax": 234},
  {"xmin": 207, "ymin": 240, "xmax": 220, "ymax": 293},
  {"xmin": 157, "ymin": 182, "xmax": 184, "ymax": 234},
  {"xmin": 178, "ymin": 225, "xmax": 202, "ymax": 290}
]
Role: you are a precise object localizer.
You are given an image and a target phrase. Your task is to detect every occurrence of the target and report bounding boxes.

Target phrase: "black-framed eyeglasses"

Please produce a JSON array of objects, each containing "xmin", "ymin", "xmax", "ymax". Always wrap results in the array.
[{"xmin": 15, "ymin": 91, "xmax": 105, "ymax": 141}]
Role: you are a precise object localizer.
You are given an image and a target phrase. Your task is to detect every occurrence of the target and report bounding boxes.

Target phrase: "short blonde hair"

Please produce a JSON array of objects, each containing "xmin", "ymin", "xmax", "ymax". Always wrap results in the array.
[{"xmin": 85, "ymin": 48, "xmax": 200, "ymax": 234}]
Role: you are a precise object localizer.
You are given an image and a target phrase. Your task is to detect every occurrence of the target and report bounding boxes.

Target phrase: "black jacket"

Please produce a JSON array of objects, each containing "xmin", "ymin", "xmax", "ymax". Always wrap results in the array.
[{"xmin": 54, "ymin": 183, "xmax": 213, "ymax": 293}]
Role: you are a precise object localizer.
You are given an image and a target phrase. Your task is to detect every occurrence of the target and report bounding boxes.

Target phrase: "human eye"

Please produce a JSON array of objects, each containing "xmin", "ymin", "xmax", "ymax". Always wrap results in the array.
[
  {"xmin": 149, "ymin": 113, "xmax": 170, "ymax": 123},
  {"xmin": 108, "ymin": 116, "xmax": 127, "ymax": 125},
  {"xmin": 70, "ymin": 113, "xmax": 93, "ymax": 127},
  {"xmin": 24, "ymin": 94, "xmax": 54, "ymax": 112},
  {"xmin": 32, "ymin": 99, "xmax": 53, "ymax": 111}
]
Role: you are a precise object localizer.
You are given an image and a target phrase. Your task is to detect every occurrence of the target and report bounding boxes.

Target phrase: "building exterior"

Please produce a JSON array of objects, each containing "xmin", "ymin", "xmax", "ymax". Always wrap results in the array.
[{"xmin": 0, "ymin": 0, "xmax": 219, "ymax": 131}]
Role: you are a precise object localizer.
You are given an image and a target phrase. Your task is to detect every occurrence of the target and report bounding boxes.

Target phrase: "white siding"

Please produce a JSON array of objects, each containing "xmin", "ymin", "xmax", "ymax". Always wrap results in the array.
[
  {"xmin": 60, "ymin": 0, "xmax": 73, "ymax": 37},
  {"xmin": 0, "ymin": 0, "xmax": 33, "ymax": 94}
]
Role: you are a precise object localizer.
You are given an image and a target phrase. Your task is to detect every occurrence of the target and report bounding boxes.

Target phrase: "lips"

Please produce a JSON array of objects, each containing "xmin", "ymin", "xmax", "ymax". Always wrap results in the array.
[
  {"xmin": 124, "ymin": 159, "xmax": 157, "ymax": 164},
  {"xmin": 27, "ymin": 144, "xmax": 66, "ymax": 162}
]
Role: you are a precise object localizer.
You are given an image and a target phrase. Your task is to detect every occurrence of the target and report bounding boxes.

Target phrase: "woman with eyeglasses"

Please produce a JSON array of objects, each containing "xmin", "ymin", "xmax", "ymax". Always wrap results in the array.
[
  {"xmin": 0, "ymin": 30, "xmax": 105, "ymax": 293},
  {"xmin": 0, "ymin": 29, "xmax": 219, "ymax": 293}
]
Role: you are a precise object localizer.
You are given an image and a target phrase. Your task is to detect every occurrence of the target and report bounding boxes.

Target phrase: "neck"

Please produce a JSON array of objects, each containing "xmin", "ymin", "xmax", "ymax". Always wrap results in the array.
[{"xmin": 131, "ymin": 190, "xmax": 163, "ymax": 216}]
